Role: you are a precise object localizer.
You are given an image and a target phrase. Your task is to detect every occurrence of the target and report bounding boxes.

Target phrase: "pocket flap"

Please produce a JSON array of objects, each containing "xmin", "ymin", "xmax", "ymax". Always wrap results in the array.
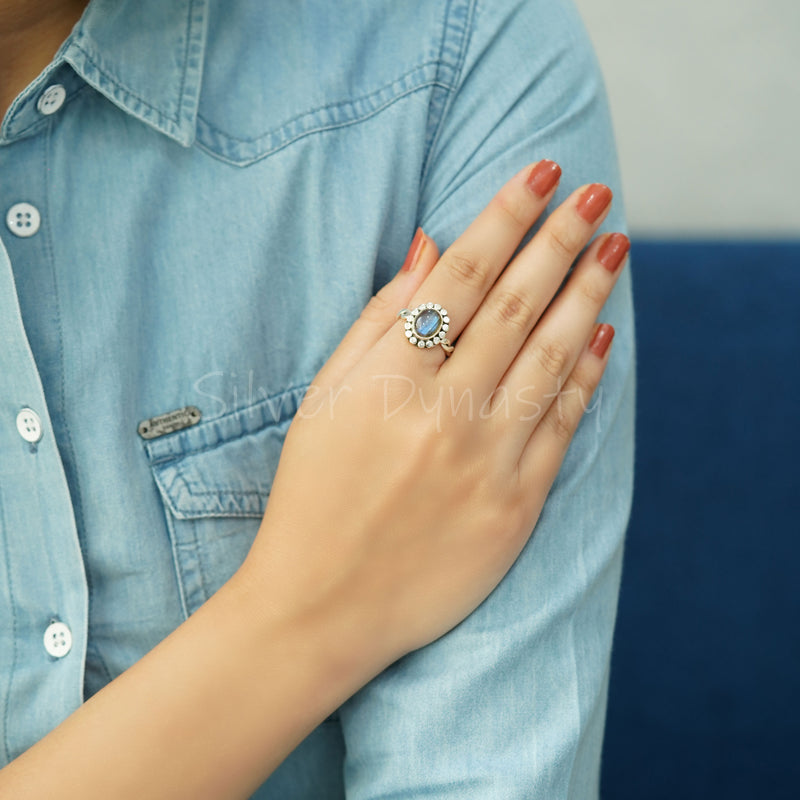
[{"xmin": 143, "ymin": 384, "xmax": 307, "ymax": 520}]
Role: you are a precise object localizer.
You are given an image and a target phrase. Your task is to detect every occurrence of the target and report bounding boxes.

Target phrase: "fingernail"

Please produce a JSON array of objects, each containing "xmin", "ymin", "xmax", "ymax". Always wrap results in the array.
[
  {"xmin": 400, "ymin": 227, "xmax": 426, "ymax": 272},
  {"xmin": 576, "ymin": 184, "xmax": 612, "ymax": 224},
  {"xmin": 526, "ymin": 160, "xmax": 562, "ymax": 197},
  {"xmin": 589, "ymin": 323, "xmax": 615, "ymax": 358},
  {"xmin": 597, "ymin": 233, "xmax": 630, "ymax": 272}
]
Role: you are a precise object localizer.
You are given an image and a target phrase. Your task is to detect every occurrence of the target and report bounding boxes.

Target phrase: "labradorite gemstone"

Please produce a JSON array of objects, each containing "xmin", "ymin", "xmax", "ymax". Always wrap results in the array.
[{"xmin": 414, "ymin": 308, "xmax": 442, "ymax": 338}]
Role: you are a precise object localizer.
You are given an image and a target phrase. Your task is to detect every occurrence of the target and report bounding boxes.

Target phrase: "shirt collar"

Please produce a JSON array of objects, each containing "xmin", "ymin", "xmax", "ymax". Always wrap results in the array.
[{"xmin": 62, "ymin": 0, "xmax": 209, "ymax": 147}]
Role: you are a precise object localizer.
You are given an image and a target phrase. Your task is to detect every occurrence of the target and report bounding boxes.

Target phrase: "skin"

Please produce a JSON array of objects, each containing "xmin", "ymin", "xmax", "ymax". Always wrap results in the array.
[
  {"xmin": 0, "ymin": 159, "xmax": 628, "ymax": 797},
  {"xmin": 0, "ymin": 4, "xmax": 629, "ymax": 794},
  {"xmin": 0, "ymin": 0, "xmax": 88, "ymax": 119}
]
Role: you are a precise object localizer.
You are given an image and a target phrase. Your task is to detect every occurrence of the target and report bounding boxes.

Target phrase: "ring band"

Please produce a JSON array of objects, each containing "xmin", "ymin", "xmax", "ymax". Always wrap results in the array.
[{"xmin": 398, "ymin": 303, "xmax": 454, "ymax": 355}]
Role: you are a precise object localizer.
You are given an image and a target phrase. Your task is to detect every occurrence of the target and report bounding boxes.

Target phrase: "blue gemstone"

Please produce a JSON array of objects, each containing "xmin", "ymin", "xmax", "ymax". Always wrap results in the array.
[{"xmin": 414, "ymin": 309, "xmax": 442, "ymax": 338}]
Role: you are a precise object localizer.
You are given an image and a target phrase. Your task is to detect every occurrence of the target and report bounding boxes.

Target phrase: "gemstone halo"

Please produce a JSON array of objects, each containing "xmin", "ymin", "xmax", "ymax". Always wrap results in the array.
[{"xmin": 399, "ymin": 303, "xmax": 453, "ymax": 354}]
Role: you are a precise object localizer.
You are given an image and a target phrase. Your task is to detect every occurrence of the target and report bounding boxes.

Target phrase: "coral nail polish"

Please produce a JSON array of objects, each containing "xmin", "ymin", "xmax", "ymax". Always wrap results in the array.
[
  {"xmin": 400, "ymin": 227, "xmax": 426, "ymax": 272},
  {"xmin": 576, "ymin": 184, "xmax": 612, "ymax": 224},
  {"xmin": 597, "ymin": 233, "xmax": 630, "ymax": 272},
  {"xmin": 527, "ymin": 160, "xmax": 562, "ymax": 197},
  {"xmin": 589, "ymin": 323, "xmax": 615, "ymax": 358}
]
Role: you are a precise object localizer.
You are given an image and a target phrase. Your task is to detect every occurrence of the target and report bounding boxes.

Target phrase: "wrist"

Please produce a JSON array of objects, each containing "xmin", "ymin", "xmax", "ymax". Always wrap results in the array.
[{"xmin": 231, "ymin": 553, "xmax": 389, "ymax": 715}]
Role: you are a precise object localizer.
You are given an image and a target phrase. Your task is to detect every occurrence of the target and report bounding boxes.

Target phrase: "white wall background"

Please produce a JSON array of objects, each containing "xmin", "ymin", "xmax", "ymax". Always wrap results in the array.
[{"xmin": 573, "ymin": 0, "xmax": 800, "ymax": 238}]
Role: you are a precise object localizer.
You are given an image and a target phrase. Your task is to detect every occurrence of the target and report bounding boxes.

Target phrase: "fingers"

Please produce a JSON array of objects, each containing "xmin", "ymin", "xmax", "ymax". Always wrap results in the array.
[
  {"xmin": 518, "ymin": 322, "xmax": 615, "ymax": 480},
  {"xmin": 494, "ymin": 231, "xmax": 628, "ymax": 452},
  {"xmin": 398, "ymin": 160, "xmax": 562, "ymax": 363},
  {"xmin": 310, "ymin": 229, "xmax": 439, "ymax": 391},
  {"xmin": 445, "ymin": 183, "xmax": 614, "ymax": 393}
]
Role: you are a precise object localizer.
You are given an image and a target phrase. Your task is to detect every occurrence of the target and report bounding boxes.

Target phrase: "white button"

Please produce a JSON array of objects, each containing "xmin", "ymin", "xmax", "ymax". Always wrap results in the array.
[
  {"xmin": 16, "ymin": 408, "xmax": 43, "ymax": 443},
  {"xmin": 37, "ymin": 84, "xmax": 66, "ymax": 115},
  {"xmin": 6, "ymin": 202, "xmax": 41, "ymax": 238},
  {"xmin": 43, "ymin": 621, "xmax": 73, "ymax": 658}
]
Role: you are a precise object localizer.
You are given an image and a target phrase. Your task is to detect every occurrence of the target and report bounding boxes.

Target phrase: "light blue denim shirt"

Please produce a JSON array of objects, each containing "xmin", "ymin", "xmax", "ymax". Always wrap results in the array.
[{"xmin": 0, "ymin": 0, "xmax": 634, "ymax": 796}]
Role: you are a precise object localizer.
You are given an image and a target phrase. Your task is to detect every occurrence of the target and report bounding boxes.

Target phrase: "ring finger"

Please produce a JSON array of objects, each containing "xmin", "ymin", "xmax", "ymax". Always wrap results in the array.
[{"xmin": 394, "ymin": 160, "xmax": 562, "ymax": 364}]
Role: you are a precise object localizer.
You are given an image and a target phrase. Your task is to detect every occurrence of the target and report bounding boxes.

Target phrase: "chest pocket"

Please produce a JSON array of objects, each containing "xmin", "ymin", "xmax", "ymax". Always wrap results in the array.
[{"xmin": 143, "ymin": 384, "xmax": 308, "ymax": 618}]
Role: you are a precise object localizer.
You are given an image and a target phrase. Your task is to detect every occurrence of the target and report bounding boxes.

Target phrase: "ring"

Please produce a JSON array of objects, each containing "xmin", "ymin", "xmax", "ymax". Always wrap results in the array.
[{"xmin": 397, "ymin": 303, "xmax": 454, "ymax": 355}]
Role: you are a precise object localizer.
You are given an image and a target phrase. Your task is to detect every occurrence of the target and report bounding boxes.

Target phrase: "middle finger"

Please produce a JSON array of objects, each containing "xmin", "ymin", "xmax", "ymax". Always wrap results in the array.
[{"xmin": 398, "ymin": 160, "xmax": 562, "ymax": 361}]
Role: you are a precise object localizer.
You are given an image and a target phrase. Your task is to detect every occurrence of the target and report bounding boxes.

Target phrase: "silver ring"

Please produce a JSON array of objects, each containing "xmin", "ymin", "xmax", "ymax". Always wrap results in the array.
[{"xmin": 397, "ymin": 303, "xmax": 454, "ymax": 356}]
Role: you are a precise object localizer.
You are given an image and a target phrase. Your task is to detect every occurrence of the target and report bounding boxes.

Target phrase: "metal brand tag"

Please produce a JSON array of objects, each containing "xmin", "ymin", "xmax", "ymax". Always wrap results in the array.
[{"xmin": 138, "ymin": 406, "xmax": 201, "ymax": 440}]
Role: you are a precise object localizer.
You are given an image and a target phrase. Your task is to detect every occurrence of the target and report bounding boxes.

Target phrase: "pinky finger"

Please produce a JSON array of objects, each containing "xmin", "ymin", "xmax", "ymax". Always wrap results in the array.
[{"xmin": 519, "ymin": 323, "xmax": 615, "ymax": 479}]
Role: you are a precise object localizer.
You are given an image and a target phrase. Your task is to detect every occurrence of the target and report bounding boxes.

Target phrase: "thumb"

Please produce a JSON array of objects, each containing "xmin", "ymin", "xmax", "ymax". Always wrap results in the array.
[{"xmin": 311, "ymin": 228, "xmax": 439, "ymax": 390}]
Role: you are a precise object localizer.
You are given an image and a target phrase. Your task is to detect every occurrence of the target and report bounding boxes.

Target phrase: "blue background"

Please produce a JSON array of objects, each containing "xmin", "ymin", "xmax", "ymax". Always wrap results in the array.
[{"xmin": 602, "ymin": 241, "xmax": 800, "ymax": 799}]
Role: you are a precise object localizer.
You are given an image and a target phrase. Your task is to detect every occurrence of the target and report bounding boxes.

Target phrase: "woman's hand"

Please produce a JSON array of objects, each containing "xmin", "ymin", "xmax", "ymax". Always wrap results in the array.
[
  {"xmin": 0, "ymin": 161, "xmax": 629, "ymax": 800},
  {"xmin": 243, "ymin": 160, "xmax": 630, "ymax": 667}
]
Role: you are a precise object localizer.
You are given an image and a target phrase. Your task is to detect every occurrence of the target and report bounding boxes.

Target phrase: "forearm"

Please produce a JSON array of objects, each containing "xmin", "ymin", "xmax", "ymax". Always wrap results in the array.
[{"xmin": 0, "ymin": 556, "xmax": 371, "ymax": 800}]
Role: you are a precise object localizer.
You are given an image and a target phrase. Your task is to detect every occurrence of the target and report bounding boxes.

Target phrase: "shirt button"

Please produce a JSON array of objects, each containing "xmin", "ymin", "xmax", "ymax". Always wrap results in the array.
[
  {"xmin": 16, "ymin": 408, "xmax": 43, "ymax": 443},
  {"xmin": 37, "ymin": 84, "xmax": 66, "ymax": 115},
  {"xmin": 43, "ymin": 621, "xmax": 73, "ymax": 658},
  {"xmin": 6, "ymin": 202, "xmax": 41, "ymax": 238}
]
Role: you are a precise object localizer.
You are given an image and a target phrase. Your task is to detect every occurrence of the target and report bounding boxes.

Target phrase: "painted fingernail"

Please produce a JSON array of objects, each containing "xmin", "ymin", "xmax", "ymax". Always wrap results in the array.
[
  {"xmin": 589, "ymin": 323, "xmax": 615, "ymax": 358},
  {"xmin": 526, "ymin": 160, "xmax": 562, "ymax": 197},
  {"xmin": 400, "ymin": 227, "xmax": 426, "ymax": 272},
  {"xmin": 576, "ymin": 184, "xmax": 613, "ymax": 224},
  {"xmin": 597, "ymin": 233, "xmax": 630, "ymax": 272}
]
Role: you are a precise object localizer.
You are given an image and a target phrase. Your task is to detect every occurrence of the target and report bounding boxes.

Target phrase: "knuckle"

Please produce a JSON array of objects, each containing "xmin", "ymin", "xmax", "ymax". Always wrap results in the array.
[
  {"xmin": 577, "ymin": 276, "xmax": 608, "ymax": 308},
  {"xmin": 442, "ymin": 249, "xmax": 493, "ymax": 292},
  {"xmin": 545, "ymin": 402, "xmax": 577, "ymax": 443},
  {"xmin": 489, "ymin": 289, "xmax": 536, "ymax": 333},
  {"xmin": 546, "ymin": 224, "xmax": 580, "ymax": 262},
  {"xmin": 569, "ymin": 364, "xmax": 598, "ymax": 404},
  {"xmin": 534, "ymin": 338, "xmax": 571, "ymax": 380},
  {"xmin": 492, "ymin": 187, "xmax": 531, "ymax": 230}
]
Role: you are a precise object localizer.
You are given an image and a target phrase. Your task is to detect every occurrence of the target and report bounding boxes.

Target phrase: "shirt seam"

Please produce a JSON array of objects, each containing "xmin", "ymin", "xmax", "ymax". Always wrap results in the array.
[
  {"xmin": 144, "ymin": 381, "xmax": 311, "ymax": 465},
  {"xmin": 42, "ymin": 125, "xmax": 92, "ymax": 701},
  {"xmin": 198, "ymin": 60, "xmax": 443, "ymax": 143},
  {"xmin": 67, "ymin": 41, "xmax": 179, "ymax": 125},
  {"xmin": 196, "ymin": 81, "xmax": 453, "ymax": 167},
  {"xmin": 0, "ymin": 82, "xmax": 92, "ymax": 145},
  {"xmin": 0, "ymin": 493, "xmax": 18, "ymax": 764},
  {"xmin": 194, "ymin": 63, "xmax": 453, "ymax": 167},
  {"xmin": 174, "ymin": 0, "xmax": 198, "ymax": 128},
  {"xmin": 419, "ymin": 0, "xmax": 478, "ymax": 189}
]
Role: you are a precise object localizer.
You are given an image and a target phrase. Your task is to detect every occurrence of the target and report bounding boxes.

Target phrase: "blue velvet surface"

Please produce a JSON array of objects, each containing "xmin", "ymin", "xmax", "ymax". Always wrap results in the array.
[{"xmin": 601, "ymin": 241, "xmax": 800, "ymax": 799}]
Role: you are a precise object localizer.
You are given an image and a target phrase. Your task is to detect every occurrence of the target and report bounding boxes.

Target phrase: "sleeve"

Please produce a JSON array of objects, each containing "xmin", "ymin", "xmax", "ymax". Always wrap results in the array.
[{"xmin": 338, "ymin": 1, "xmax": 635, "ymax": 798}]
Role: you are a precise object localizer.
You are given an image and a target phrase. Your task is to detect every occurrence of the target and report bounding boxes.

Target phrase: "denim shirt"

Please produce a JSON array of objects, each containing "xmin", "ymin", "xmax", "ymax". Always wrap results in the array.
[{"xmin": 0, "ymin": 0, "xmax": 634, "ymax": 796}]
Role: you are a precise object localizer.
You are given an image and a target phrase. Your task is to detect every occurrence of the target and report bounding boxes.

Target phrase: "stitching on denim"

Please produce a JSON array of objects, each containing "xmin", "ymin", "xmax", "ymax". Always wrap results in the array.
[
  {"xmin": 148, "ymin": 415, "xmax": 289, "ymax": 465},
  {"xmin": 175, "ymin": 0, "xmax": 194, "ymax": 126},
  {"xmin": 42, "ymin": 124, "xmax": 95, "ymax": 634},
  {"xmin": 1, "ymin": 493, "xmax": 18, "ymax": 763},
  {"xmin": 184, "ymin": 488, "xmax": 267, "ymax": 498},
  {"xmin": 199, "ymin": 61, "xmax": 442, "ymax": 144},
  {"xmin": 195, "ymin": 79, "xmax": 452, "ymax": 167},
  {"xmin": 158, "ymin": 494, "xmax": 191, "ymax": 619},
  {"xmin": 145, "ymin": 383, "xmax": 309, "ymax": 466},
  {"xmin": 2, "ymin": 84, "xmax": 92, "ymax": 143},
  {"xmin": 419, "ymin": 0, "xmax": 477, "ymax": 190},
  {"xmin": 69, "ymin": 42, "xmax": 176, "ymax": 123},
  {"xmin": 190, "ymin": 518, "xmax": 213, "ymax": 613},
  {"xmin": 176, "ymin": 0, "xmax": 208, "ymax": 131},
  {"xmin": 174, "ymin": 509, "xmax": 265, "ymax": 520}
]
